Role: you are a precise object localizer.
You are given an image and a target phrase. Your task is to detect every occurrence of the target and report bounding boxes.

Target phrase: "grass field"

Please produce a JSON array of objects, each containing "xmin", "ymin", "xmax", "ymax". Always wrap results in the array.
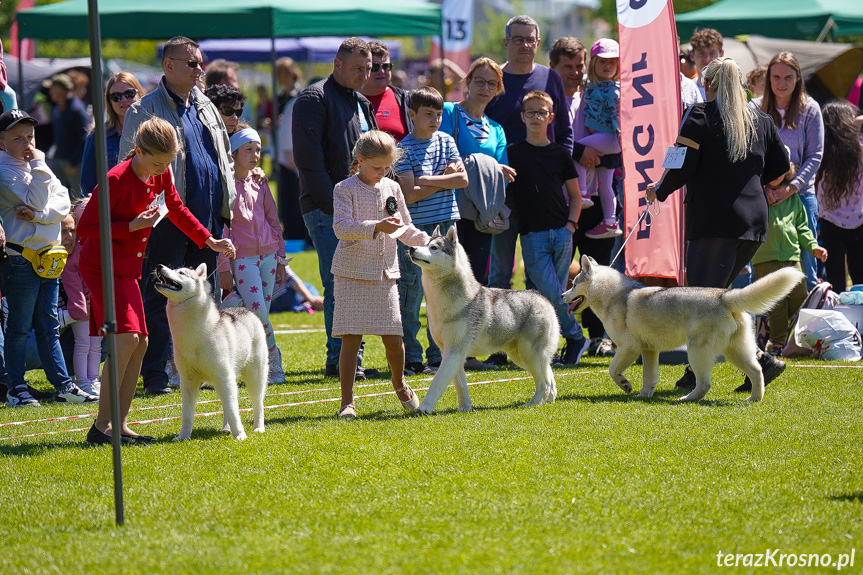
[{"xmin": 1, "ymin": 250, "xmax": 861, "ymax": 574}]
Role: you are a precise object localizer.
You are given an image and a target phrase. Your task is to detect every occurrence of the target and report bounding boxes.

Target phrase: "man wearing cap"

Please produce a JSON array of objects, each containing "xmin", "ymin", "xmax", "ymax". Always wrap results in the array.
[
  {"xmin": 0, "ymin": 109, "xmax": 98, "ymax": 407},
  {"xmin": 48, "ymin": 73, "xmax": 90, "ymax": 202},
  {"xmin": 120, "ymin": 35, "xmax": 236, "ymax": 396}
]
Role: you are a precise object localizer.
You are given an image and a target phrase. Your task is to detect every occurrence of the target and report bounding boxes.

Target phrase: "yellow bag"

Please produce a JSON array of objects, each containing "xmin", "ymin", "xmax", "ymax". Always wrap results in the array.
[{"xmin": 7, "ymin": 242, "xmax": 68, "ymax": 278}]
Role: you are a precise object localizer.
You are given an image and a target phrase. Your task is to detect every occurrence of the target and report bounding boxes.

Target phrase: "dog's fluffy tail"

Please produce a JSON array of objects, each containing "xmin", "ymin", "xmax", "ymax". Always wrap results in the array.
[{"xmin": 722, "ymin": 267, "xmax": 805, "ymax": 315}]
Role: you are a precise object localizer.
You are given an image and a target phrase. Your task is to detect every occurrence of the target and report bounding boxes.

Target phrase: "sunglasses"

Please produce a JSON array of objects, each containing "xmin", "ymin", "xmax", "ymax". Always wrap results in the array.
[
  {"xmin": 371, "ymin": 62, "xmax": 393, "ymax": 73},
  {"xmin": 108, "ymin": 89, "xmax": 138, "ymax": 103},
  {"xmin": 168, "ymin": 58, "xmax": 204, "ymax": 69},
  {"xmin": 219, "ymin": 105, "xmax": 244, "ymax": 117}
]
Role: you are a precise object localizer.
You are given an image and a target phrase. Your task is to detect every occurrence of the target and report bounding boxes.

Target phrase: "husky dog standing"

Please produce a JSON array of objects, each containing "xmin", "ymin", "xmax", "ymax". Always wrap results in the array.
[
  {"xmin": 409, "ymin": 226, "xmax": 559, "ymax": 414},
  {"xmin": 154, "ymin": 264, "xmax": 268, "ymax": 440},
  {"xmin": 561, "ymin": 255, "xmax": 804, "ymax": 402}
]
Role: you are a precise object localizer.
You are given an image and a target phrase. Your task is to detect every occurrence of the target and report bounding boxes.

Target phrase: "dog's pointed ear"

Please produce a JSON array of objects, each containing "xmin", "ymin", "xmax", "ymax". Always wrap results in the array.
[
  {"xmin": 581, "ymin": 254, "xmax": 593, "ymax": 277},
  {"xmin": 195, "ymin": 263, "xmax": 208, "ymax": 278},
  {"xmin": 445, "ymin": 225, "xmax": 458, "ymax": 243},
  {"xmin": 432, "ymin": 225, "xmax": 441, "ymax": 238}
]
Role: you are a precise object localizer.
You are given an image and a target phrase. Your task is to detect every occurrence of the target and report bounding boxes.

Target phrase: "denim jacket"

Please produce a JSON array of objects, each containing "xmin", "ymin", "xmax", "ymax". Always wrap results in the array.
[{"xmin": 119, "ymin": 78, "xmax": 235, "ymax": 222}]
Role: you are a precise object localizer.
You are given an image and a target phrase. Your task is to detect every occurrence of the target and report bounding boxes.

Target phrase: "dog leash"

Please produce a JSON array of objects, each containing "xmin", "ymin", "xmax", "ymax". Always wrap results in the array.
[{"xmin": 609, "ymin": 199, "xmax": 661, "ymax": 268}]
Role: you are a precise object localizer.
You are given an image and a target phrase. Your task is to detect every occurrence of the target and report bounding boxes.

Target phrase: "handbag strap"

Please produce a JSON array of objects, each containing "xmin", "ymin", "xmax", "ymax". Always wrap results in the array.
[{"xmin": 5, "ymin": 241, "xmax": 26, "ymax": 255}]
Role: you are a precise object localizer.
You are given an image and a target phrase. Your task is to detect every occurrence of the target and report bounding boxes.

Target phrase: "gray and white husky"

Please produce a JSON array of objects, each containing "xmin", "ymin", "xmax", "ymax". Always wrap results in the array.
[
  {"xmin": 561, "ymin": 255, "xmax": 804, "ymax": 402},
  {"xmin": 409, "ymin": 226, "xmax": 560, "ymax": 414},
  {"xmin": 154, "ymin": 264, "xmax": 268, "ymax": 440}
]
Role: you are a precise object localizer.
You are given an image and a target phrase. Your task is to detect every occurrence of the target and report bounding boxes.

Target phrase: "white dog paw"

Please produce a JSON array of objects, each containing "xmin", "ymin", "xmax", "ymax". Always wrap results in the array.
[
  {"xmin": 233, "ymin": 433, "xmax": 248, "ymax": 441},
  {"xmin": 417, "ymin": 405, "xmax": 433, "ymax": 415},
  {"xmin": 457, "ymin": 403, "xmax": 473, "ymax": 413},
  {"xmin": 253, "ymin": 426, "xmax": 265, "ymax": 433},
  {"xmin": 637, "ymin": 389, "xmax": 654, "ymax": 398},
  {"xmin": 173, "ymin": 435, "xmax": 190, "ymax": 442},
  {"xmin": 746, "ymin": 394, "xmax": 762, "ymax": 403}
]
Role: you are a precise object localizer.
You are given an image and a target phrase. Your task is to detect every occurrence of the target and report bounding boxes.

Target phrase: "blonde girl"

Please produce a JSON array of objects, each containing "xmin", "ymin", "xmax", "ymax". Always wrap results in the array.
[
  {"xmin": 330, "ymin": 130, "xmax": 430, "ymax": 418},
  {"xmin": 77, "ymin": 117, "xmax": 235, "ymax": 444}
]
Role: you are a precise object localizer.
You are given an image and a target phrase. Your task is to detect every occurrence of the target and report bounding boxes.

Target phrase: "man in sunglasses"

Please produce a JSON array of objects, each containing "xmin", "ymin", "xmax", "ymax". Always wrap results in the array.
[
  {"xmin": 293, "ymin": 36, "xmax": 379, "ymax": 380},
  {"xmin": 360, "ymin": 41, "xmax": 411, "ymax": 142},
  {"xmin": 120, "ymin": 35, "xmax": 236, "ymax": 396}
]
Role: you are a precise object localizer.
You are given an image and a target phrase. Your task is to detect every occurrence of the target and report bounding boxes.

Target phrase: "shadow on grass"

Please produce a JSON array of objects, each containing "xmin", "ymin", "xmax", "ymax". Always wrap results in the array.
[
  {"xmin": 554, "ymin": 388, "xmax": 740, "ymax": 407},
  {"xmin": 828, "ymin": 492, "xmax": 863, "ymax": 504}
]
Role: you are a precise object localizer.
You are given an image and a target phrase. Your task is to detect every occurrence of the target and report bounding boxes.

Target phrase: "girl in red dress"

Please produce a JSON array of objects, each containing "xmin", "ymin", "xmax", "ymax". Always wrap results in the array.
[{"xmin": 78, "ymin": 117, "xmax": 235, "ymax": 445}]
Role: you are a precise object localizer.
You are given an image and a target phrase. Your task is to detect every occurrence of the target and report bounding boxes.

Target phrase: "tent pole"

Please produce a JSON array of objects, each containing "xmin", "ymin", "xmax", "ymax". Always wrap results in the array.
[
  {"xmin": 439, "ymin": 16, "xmax": 447, "ymax": 99},
  {"xmin": 271, "ymin": 35, "xmax": 279, "ymax": 179},
  {"xmin": 816, "ymin": 18, "xmax": 835, "ymax": 42},
  {"xmin": 17, "ymin": 36, "xmax": 24, "ymax": 103},
  {"xmin": 86, "ymin": 0, "xmax": 125, "ymax": 527}
]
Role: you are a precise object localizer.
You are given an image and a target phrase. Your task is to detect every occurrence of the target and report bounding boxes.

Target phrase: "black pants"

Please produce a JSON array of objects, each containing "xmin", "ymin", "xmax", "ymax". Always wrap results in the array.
[
  {"xmin": 573, "ymin": 204, "xmax": 616, "ymax": 339},
  {"xmin": 278, "ymin": 164, "xmax": 306, "ymax": 240},
  {"xmin": 686, "ymin": 237, "xmax": 762, "ymax": 289},
  {"xmin": 456, "ymin": 219, "xmax": 493, "ymax": 285},
  {"xmin": 819, "ymin": 218, "xmax": 863, "ymax": 293}
]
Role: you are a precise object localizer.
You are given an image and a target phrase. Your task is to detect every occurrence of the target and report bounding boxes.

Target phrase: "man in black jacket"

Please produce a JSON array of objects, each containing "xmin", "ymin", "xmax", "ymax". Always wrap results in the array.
[
  {"xmin": 360, "ymin": 41, "xmax": 412, "ymax": 142},
  {"xmin": 293, "ymin": 37, "xmax": 378, "ymax": 378}
]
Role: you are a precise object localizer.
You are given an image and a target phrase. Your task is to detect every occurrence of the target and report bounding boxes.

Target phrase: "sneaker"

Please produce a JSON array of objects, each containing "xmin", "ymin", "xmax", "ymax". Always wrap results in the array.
[
  {"xmin": 77, "ymin": 378, "xmax": 100, "ymax": 398},
  {"xmin": 6, "ymin": 385, "xmax": 40, "ymax": 408},
  {"xmin": 90, "ymin": 379, "xmax": 102, "ymax": 396},
  {"xmin": 767, "ymin": 344, "xmax": 784, "ymax": 358},
  {"xmin": 404, "ymin": 362, "xmax": 433, "ymax": 377},
  {"xmin": 675, "ymin": 365, "xmax": 696, "ymax": 390},
  {"xmin": 735, "ymin": 352, "xmax": 786, "ymax": 393},
  {"xmin": 585, "ymin": 221, "xmax": 623, "ymax": 239},
  {"xmin": 55, "ymin": 384, "xmax": 98, "ymax": 404},
  {"xmin": 485, "ymin": 353, "xmax": 509, "ymax": 366},
  {"xmin": 27, "ymin": 385, "xmax": 54, "ymax": 401},
  {"xmin": 267, "ymin": 348, "xmax": 285, "ymax": 384},
  {"xmin": 581, "ymin": 195, "xmax": 594, "ymax": 209},
  {"xmin": 324, "ymin": 364, "xmax": 339, "ymax": 378},
  {"xmin": 337, "ymin": 403, "xmax": 356, "ymax": 419},
  {"xmin": 427, "ymin": 361, "xmax": 441, "ymax": 373},
  {"xmin": 324, "ymin": 364, "xmax": 375, "ymax": 381},
  {"xmin": 588, "ymin": 337, "xmax": 615, "ymax": 357},
  {"xmin": 559, "ymin": 336, "xmax": 590, "ymax": 366},
  {"xmin": 144, "ymin": 383, "xmax": 173, "ymax": 395},
  {"xmin": 464, "ymin": 357, "xmax": 495, "ymax": 370},
  {"xmin": 166, "ymin": 360, "xmax": 181, "ymax": 388}
]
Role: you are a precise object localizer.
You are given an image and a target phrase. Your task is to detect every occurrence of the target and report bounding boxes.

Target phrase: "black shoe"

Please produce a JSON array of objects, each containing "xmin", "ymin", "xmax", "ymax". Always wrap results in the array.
[
  {"xmin": 27, "ymin": 385, "xmax": 54, "ymax": 401},
  {"xmin": 735, "ymin": 353, "xmax": 787, "ymax": 393},
  {"xmin": 324, "ymin": 364, "xmax": 339, "ymax": 378},
  {"xmin": 360, "ymin": 367, "xmax": 380, "ymax": 378},
  {"xmin": 485, "ymin": 353, "xmax": 509, "ymax": 366},
  {"xmin": 86, "ymin": 424, "xmax": 132, "ymax": 446},
  {"xmin": 144, "ymin": 384, "xmax": 172, "ymax": 396},
  {"xmin": 675, "ymin": 365, "xmax": 696, "ymax": 391},
  {"xmin": 560, "ymin": 337, "xmax": 590, "ymax": 365},
  {"xmin": 324, "ymin": 364, "xmax": 377, "ymax": 380},
  {"xmin": 6, "ymin": 385, "xmax": 40, "ymax": 408},
  {"xmin": 121, "ymin": 433, "xmax": 157, "ymax": 444},
  {"xmin": 404, "ymin": 362, "xmax": 432, "ymax": 376}
]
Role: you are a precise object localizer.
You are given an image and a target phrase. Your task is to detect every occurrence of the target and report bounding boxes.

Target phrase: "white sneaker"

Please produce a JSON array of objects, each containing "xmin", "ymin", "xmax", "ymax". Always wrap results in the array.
[
  {"xmin": 267, "ymin": 347, "xmax": 285, "ymax": 384},
  {"xmin": 76, "ymin": 378, "xmax": 100, "ymax": 398},
  {"xmin": 55, "ymin": 384, "xmax": 98, "ymax": 404},
  {"xmin": 581, "ymin": 195, "xmax": 594, "ymax": 209},
  {"xmin": 166, "ymin": 360, "xmax": 181, "ymax": 388},
  {"xmin": 90, "ymin": 378, "xmax": 102, "ymax": 396}
]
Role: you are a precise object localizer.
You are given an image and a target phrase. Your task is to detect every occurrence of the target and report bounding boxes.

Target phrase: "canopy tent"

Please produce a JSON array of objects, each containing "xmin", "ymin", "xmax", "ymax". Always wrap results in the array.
[
  {"xmin": 196, "ymin": 37, "xmax": 402, "ymax": 64},
  {"xmin": 15, "ymin": 0, "xmax": 442, "ymax": 39},
  {"xmin": 676, "ymin": 0, "xmax": 863, "ymax": 40},
  {"xmin": 713, "ymin": 35, "xmax": 863, "ymax": 103}
]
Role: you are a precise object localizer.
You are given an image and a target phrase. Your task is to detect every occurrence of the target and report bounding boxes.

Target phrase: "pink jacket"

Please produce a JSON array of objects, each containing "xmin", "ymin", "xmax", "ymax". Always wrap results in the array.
[
  {"xmin": 331, "ymin": 175, "xmax": 429, "ymax": 281},
  {"xmin": 218, "ymin": 176, "xmax": 285, "ymax": 273},
  {"xmin": 60, "ymin": 241, "xmax": 89, "ymax": 321}
]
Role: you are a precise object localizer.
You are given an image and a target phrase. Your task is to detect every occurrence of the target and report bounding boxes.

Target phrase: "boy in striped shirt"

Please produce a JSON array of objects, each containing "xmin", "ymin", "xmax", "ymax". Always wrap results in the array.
[{"xmin": 394, "ymin": 87, "xmax": 468, "ymax": 375}]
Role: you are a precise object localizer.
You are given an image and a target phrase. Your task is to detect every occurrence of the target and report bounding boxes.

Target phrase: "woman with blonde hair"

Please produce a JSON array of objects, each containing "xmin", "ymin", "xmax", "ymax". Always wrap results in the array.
[
  {"xmin": 646, "ymin": 57, "xmax": 791, "ymax": 391},
  {"xmin": 752, "ymin": 51, "xmax": 824, "ymax": 290},
  {"xmin": 80, "ymin": 71, "xmax": 146, "ymax": 196}
]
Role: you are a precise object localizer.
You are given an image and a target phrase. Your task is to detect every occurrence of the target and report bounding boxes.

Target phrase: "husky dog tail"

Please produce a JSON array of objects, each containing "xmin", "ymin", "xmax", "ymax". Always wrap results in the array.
[{"xmin": 721, "ymin": 267, "xmax": 805, "ymax": 315}]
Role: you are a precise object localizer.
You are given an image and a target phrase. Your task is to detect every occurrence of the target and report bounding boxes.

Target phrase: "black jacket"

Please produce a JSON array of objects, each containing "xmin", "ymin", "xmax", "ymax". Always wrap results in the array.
[
  {"xmin": 389, "ymin": 85, "xmax": 414, "ymax": 135},
  {"xmin": 293, "ymin": 75, "xmax": 378, "ymax": 214}
]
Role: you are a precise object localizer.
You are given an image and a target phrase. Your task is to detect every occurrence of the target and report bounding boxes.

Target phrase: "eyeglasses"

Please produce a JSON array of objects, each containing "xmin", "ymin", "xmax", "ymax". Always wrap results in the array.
[
  {"xmin": 371, "ymin": 62, "xmax": 392, "ymax": 73},
  {"xmin": 108, "ymin": 89, "xmax": 138, "ymax": 103},
  {"xmin": 523, "ymin": 109, "xmax": 550, "ymax": 119},
  {"xmin": 472, "ymin": 78, "xmax": 499, "ymax": 90},
  {"xmin": 169, "ymin": 58, "xmax": 204, "ymax": 69},
  {"xmin": 507, "ymin": 36, "xmax": 538, "ymax": 47},
  {"xmin": 219, "ymin": 105, "xmax": 244, "ymax": 118}
]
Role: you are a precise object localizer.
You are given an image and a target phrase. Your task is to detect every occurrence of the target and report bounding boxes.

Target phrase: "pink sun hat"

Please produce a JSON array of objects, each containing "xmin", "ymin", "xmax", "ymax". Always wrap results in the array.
[{"xmin": 591, "ymin": 38, "xmax": 619, "ymax": 59}]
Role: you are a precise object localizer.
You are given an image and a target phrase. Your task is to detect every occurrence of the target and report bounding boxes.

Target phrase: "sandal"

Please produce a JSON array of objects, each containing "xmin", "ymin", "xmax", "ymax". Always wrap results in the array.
[
  {"xmin": 395, "ymin": 384, "xmax": 420, "ymax": 412},
  {"xmin": 337, "ymin": 403, "xmax": 356, "ymax": 419}
]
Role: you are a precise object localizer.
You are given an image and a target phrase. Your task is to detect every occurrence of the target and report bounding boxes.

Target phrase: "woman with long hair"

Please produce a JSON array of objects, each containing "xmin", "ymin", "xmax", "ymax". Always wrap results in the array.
[
  {"xmin": 815, "ymin": 100, "xmax": 863, "ymax": 292},
  {"xmin": 646, "ymin": 57, "xmax": 791, "ymax": 392},
  {"xmin": 753, "ymin": 52, "xmax": 824, "ymax": 290},
  {"xmin": 80, "ymin": 71, "xmax": 146, "ymax": 196}
]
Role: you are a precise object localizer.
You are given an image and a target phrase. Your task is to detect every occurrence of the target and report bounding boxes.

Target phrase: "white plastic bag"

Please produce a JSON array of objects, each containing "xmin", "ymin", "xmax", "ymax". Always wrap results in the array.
[{"xmin": 794, "ymin": 309, "xmax": 863, "ymax": 361}]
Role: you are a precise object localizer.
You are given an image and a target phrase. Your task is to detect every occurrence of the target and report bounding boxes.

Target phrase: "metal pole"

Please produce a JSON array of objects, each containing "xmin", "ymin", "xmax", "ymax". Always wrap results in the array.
[
  {"xmin": 17, "ymin": 37, "xmax": 24, "ymax": 105},
  {"xmin": 85, "ymin": 0, "xmax": 125, "ymax": 526}
]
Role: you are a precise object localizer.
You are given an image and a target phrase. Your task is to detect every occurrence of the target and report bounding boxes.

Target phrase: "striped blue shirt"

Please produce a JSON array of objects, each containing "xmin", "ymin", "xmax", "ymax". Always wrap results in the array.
[{"xmin": 395, "ymin": 131, "xmax": 461, "ymax": 225}]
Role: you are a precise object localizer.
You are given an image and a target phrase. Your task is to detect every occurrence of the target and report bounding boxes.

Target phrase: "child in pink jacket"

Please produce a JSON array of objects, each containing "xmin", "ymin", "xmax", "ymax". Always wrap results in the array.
[
  {"xmin": 217, "ymin": 128, "xmax": 288, "ymax": 383},
  {"xmin": 60, "ymin": 198, "xmax": 102, "ymax": 397}
]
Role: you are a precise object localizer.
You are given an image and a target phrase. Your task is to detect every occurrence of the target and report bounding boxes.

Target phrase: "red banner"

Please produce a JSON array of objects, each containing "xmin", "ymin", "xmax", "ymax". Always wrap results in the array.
[{"xmin": 617, "ymin": 0, "xmax": 684, "ymax": 284}]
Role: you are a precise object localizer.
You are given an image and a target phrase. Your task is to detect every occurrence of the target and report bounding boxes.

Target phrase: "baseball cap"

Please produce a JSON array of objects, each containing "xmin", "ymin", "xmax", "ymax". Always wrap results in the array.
[
  {"xmin": 591, "ymin": 38, "xmax": 620, "ymax": 59},
  {"xmin": 0, "ymin": 109, "xmax": 39, "ymax": 133},
  {"xmin": 42, "ymin": 73, "xmax": 74, "ymax": 92}
]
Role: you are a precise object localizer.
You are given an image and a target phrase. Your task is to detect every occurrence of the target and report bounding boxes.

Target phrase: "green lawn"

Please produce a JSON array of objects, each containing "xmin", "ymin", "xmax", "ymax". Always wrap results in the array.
[{"xmin": 1, "ymin": 250, "xmax": 861, "ymax": 574}]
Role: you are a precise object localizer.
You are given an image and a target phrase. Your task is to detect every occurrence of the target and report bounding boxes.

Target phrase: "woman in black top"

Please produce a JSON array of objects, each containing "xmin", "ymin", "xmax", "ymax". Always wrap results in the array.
[{"xmin": 646, "ymin": 57, "xmax": 790, "ymax": 391}]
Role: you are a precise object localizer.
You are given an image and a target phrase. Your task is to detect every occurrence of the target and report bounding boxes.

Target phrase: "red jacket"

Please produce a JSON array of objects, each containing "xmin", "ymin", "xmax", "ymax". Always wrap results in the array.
[{"xmin": 77, "ymin": 158, "xmax": 211, "ymax": 279}]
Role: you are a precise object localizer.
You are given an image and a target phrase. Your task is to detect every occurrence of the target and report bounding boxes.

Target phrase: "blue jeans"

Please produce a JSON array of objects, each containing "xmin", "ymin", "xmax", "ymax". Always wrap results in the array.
[
  {"xmin": 397, "ymin": 220, "xmax": 455, "ymax": 364},
  {"xmin": 140, "ymin": 220, "xmax": 218, "ymax": 388},
  {"xmin": 520, "ymin": 227, "xmax": 583, "ymax": 340},
  {"xmin": 798, "ymin": 193, "xmax": 819, "ymax": 291},
  {"xmin": 303, "ymin": 209, "xmax": 342, "ymax": 366},
  {"xmin": 488, "ymin": 211, "xmax": 535, "ymax": 290},
  {"xmin": 1, "ymin": 255, "xmax": 73, "ymax": 391}
]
